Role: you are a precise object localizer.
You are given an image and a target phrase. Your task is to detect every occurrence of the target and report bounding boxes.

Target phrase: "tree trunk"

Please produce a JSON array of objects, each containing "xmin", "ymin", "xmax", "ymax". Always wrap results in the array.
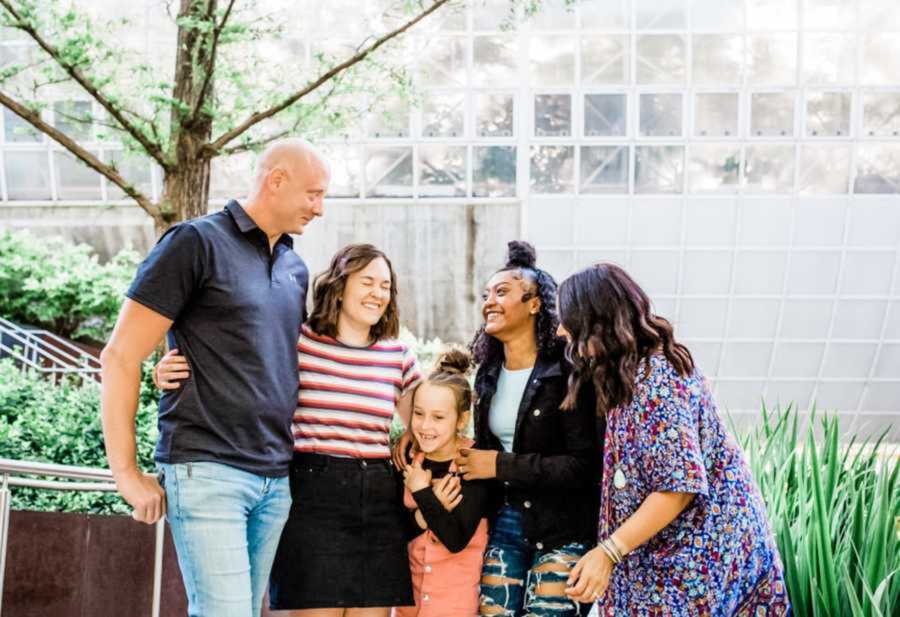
[
  {"xmin": 156, "ymin": 155, "xmax": 211, "ymax": 236},
  {"xmin": 152, "ymin": 0, "xmax": 218, "ymax": 236}
]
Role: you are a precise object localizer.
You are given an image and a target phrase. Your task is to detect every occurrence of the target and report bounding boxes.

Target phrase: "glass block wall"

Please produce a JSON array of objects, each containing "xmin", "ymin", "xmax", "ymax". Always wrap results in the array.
[{"xmin": 0, "ymin": 0, "xmax": 897, "ymax": 428}]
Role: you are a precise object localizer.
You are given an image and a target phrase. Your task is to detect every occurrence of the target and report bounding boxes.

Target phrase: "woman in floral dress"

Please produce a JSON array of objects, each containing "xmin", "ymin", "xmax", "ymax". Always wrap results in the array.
[{"xmin": 557, "ymin": 263, "xmax": 790, "ymax": 616}]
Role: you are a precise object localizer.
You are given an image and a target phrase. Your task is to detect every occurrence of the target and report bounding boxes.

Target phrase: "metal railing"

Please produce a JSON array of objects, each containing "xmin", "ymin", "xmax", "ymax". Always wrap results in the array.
[
  {"xmin": 0, "ymin": 458, "xmax": 163, "ymax": 617},
  {"xmin": 0, "ymin": 317, "xmax": 101, "ymax": 380}
]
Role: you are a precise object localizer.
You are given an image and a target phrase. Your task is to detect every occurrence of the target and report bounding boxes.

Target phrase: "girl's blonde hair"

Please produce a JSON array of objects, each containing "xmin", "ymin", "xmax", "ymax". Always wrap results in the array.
[{"xmin": 411, "ymin": 348, "xmax": 474, "ymax": 421}]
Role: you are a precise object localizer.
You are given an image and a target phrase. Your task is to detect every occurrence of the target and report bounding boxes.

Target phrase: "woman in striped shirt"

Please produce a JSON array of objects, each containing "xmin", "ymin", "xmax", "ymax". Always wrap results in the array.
[{"xmin": 155, "ymin": 243, "xmax": 423, "ymax": 617}]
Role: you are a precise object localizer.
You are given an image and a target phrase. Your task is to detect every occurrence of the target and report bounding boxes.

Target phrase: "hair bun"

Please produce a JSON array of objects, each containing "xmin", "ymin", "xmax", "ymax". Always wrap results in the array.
[
  {"xmin": 434, "ymin": 348, "xmax": 473, "ymax": 377},
  {"xmin": 505, "ymin": 241, "xmax": 537, "ymax": 270}
]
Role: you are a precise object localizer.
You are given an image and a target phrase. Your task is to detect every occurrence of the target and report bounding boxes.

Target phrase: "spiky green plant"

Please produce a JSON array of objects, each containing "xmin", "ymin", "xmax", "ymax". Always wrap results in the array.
[{"xmin": 738, "ymin": 405, "xmax": 899, "ymax": 617}]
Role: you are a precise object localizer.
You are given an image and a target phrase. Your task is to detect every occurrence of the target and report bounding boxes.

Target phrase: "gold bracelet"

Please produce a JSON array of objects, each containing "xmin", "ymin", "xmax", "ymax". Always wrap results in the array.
[
  {"xmin": 604, "ymin": 538, "xmax": 623, "ymax": 562},
  {"xmin": 598, "ymin": 538, "xmax": 621, "ymax": 564},
  {"xmin": 608, "ymin": 535, "xmax": 628, "ymax": 560},
  {"xmin": 597, "ymin": 541, "xmax": 618, "ymax": 564}
]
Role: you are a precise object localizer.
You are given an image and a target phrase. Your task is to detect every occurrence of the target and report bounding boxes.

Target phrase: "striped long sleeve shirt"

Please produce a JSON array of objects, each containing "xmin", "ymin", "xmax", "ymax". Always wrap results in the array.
[{"xmin": 293, "ymin": 324, "xmax": 422, "ymax": 459}]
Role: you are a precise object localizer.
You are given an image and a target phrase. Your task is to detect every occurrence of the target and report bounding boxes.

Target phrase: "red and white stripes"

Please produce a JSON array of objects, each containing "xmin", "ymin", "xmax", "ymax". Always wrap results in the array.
[{"xmin": 293, "ymin": 325, "xmax": 421, "ymax": 459}]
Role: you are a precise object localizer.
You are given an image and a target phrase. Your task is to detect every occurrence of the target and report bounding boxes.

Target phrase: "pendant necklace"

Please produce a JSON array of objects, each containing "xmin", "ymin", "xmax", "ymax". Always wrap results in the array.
[{"xmin": 611, "ymin": 408, "xmax": 627, "ymax": 490}]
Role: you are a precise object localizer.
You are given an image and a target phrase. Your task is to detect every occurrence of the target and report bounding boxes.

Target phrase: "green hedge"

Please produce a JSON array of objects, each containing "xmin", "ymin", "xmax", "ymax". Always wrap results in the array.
[
  {"xmin": 0, "ymin": 358, "xmax": 158, "ymax": 514},
  {"xmin": 0, "ymin": 230, "xmax": 139, "ymax": 344}
]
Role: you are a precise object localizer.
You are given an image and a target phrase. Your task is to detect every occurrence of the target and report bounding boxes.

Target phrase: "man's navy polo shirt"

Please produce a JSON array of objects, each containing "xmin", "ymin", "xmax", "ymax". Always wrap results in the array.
[{"xmin": 127, "ymin": 201, "xmax": 308, "ymax": 477}]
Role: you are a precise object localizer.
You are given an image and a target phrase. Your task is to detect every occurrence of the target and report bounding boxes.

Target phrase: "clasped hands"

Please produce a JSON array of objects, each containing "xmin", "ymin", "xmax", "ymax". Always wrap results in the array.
[{"xmin": 403, "ymin": 459, "xmax": 463, "ymax": 512}]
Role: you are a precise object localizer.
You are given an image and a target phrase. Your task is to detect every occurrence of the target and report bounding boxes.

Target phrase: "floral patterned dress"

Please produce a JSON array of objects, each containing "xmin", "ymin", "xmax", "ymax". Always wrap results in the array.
[{"xmin": 596, "ymin": 354, "xmax": 790, "ymax": 616}]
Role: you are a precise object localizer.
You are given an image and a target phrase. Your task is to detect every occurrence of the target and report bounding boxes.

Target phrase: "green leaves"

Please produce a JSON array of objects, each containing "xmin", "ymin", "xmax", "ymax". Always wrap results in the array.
[
  {"xmin": 743, "ymin": 405, "xmax": 900, "ymax": 617},
  {"xmin": 0, "ymin": 357, "xmax": 159, "ymax": 514},
  {"xmin": 0, "ymin": 230, "xmax": 138, "ymax": 344}
]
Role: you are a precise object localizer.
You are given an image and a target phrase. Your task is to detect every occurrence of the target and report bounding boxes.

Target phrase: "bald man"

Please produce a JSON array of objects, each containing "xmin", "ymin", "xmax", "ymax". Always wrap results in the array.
[{"xmin": 101, "ymin": 138, "xmax": 329, "ymax": 617}]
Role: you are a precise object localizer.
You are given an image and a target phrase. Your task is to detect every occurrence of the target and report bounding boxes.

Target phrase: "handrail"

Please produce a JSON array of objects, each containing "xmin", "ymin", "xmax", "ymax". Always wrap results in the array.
[
  {"xmin": 0, "ymin": 458, "xmax": 114, "ymax": 482},
  {"xmin": 0, "ymin": 319, "xmax": 100, "ymax": 364},
  {"xmin": 0, "ymin": 341, "xmax": 99, "ymax": 378},
  {"xmin": 24, "ymin": 327, "xmax": 101, "ymax": 367},
  {"xmin": 0, "ymin": 318, "xmax": 100, "ymax": 374},
  {"xmin": 0, "ymin": 459, "xmax": 162, "ymax": 617}
]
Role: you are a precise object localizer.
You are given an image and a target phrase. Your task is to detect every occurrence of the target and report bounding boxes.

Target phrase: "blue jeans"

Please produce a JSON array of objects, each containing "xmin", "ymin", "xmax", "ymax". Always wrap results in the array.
[
  {"xmin": 159, "ymin": 461, "xmax": 291, "ymax": 617},
  {"xmin": 480, "ymin": 506, "xmax": 589, "ymax": 617}
]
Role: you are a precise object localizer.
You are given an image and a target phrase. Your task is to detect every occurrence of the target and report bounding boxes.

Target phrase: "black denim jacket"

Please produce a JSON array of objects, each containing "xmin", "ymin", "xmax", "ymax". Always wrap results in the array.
[{"xmin": 474, "ymin": 351, "xmax": 605, "ymax": 552}]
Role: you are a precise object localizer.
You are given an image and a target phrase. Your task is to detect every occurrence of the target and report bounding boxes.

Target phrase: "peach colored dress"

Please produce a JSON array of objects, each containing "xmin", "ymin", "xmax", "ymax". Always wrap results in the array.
[{"xmin": 394, "ymin": 446, "xmax": 489, "ymax": 617}]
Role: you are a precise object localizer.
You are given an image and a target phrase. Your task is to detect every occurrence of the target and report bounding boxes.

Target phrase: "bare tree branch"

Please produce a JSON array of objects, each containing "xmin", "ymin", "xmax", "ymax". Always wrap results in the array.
[
  {"xmin": 189, "ymin": 0, "xmax": 236, "ymax": 124},
  {"xmin": 203, "ymin": 0, "xmax": 451, "ymax": 156},
  {"xmin": 0, "ymin": 0, "xmax": 170, "ymax": 170},
  {"xmin": 0, "ymin": 92, "xmax": 159, "ymax": 217}
]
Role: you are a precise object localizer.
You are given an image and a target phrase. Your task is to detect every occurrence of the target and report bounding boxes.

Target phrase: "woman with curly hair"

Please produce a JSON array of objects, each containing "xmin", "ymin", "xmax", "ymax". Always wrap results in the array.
[
  {"xmin": 454, "ymin": 241, "xmax": 602, "ymax": 616},
  {"xmin": 558, "ymin": 263, "xmax": 789, "ymax": 616}
]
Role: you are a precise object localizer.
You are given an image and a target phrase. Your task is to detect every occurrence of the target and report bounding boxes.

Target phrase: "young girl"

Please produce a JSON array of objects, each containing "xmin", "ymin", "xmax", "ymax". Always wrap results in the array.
[
  {"xmin": 396, "ymin": 349, "xmax": 490, "ymax": 617},
  {"xmin": 155, "ymin": 243, "xmax": 421, "ymax": 617}
]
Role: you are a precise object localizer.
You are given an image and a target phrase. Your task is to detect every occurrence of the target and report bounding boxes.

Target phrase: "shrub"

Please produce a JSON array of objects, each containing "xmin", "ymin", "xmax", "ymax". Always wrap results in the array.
[
  {"xmin": 398, "ymin": 326, "xmax": 447, "ymax": 374},
  {"xmin": 0, "ymin": 358, "xmax": 159, "ymax": 514},
  {"xmin": 0, "ymin": 230, "xmax": 139, "ymax": 344},
  {"xmin": 741, "ymin": 405, "xmax": 899, "ymax": 617}
]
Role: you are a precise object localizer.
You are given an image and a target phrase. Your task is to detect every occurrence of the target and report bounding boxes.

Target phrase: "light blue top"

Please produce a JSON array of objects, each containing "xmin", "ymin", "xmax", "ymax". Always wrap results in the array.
[{"xmin": 488, "ymin": 365, "xmax": 533, "ymax": 453}]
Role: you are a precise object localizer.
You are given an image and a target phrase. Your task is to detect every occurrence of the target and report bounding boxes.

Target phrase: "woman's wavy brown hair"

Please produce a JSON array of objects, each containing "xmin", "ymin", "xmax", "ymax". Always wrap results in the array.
[
  {"xmin": 559, "ymin": 262, "xmax": 693, "ymax": 416},
  {"xmin": 307, "ymin": 244, "xmax": 400, "ymax": 341}
]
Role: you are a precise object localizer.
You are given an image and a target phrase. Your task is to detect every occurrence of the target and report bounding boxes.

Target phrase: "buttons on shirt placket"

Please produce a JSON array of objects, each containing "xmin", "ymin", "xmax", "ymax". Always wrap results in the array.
[{"xmin": 533, "ymin": 409, "xmax": 541, "ymax": 417}]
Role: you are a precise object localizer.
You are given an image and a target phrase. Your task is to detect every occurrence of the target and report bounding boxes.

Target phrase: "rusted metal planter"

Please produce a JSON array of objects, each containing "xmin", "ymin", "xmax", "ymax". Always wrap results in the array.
[{"xmin": 2, "ymin": 509, "xmax": 187, "ymax": 617}]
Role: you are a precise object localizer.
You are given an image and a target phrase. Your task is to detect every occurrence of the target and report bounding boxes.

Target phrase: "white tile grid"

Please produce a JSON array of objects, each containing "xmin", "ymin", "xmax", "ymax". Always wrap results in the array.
[
  {"xmin": 534, "ymin": 196, "xmax": 899, "ymax": 419},
  {"xmin": 2, "ymin": 1, "xmax": 899, "ymax": 204}
]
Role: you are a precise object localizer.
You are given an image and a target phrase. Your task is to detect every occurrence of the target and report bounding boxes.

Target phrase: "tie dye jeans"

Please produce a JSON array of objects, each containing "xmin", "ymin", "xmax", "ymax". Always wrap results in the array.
[{"xmin": 479, "ymin": 506, "xmax": 591, "ymax": 617}]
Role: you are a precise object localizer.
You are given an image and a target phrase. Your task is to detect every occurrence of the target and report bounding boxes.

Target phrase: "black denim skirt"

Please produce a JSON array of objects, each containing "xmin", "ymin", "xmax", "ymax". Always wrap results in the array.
[{"xmin": 268, "ymin": 452, "xmax": 414, "ymax": 610}]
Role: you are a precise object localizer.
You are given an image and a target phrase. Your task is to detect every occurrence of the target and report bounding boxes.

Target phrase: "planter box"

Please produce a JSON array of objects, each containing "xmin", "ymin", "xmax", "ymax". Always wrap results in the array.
[
  {"xmin": 3, "ymin": 509, "xmax": 295, "ymax": 615},
  {"xmin": 1, "ymin": 510, "xmax": 187, "ymax": 617}
]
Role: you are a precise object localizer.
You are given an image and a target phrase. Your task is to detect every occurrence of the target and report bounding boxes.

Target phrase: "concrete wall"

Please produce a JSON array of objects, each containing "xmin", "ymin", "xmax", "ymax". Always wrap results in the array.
[{"xmin": 0, "ymin": 204, "xmax": 156, "ymax": 260}]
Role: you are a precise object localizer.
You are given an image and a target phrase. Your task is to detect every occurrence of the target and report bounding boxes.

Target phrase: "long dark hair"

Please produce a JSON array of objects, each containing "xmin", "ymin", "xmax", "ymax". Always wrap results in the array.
[
  {"xmin": 559, "ymin": 262, "xmax": 693, "ymax": 416},
  {"xmin": 307, "ymin": 243, "xmax": 400, "ymax": 341},
  {"xmin": 470, "ymin": 241, "xmax": 563, "ymax": 369}
]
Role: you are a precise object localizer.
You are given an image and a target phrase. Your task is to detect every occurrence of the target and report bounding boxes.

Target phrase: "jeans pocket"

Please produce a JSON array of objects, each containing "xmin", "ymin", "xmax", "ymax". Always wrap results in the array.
[{"xmin": 156, "ymin": 464, "xmax": 179, "ymax": 519}]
